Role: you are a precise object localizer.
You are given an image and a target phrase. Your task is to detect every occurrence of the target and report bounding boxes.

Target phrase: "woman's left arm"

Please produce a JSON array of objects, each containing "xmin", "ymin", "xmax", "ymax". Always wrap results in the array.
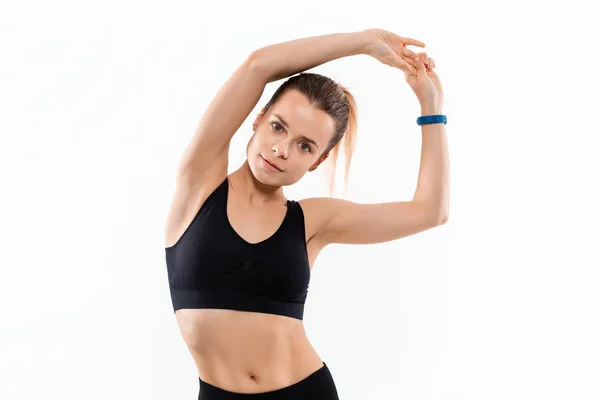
[
  {"xmin": 301, "ymin": 196, "xmax": 446, "ymax": 246},
  {"xmin": 303, "ymin": 108, "xmax": 449, "ymax": 246},
  {"xmin": 302, "ymin": 70, "xmax": 449, "ymax": 247},
  {"xmin": 413, "ymin": 103, "xmax": 449, "ymax": 219}
]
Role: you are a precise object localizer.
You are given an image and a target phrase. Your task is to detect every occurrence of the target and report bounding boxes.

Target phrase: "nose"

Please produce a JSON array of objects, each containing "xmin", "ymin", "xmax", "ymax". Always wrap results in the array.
[{"xmin": 272, "ymin": 141, "xmax": 288, "ymax": 159}]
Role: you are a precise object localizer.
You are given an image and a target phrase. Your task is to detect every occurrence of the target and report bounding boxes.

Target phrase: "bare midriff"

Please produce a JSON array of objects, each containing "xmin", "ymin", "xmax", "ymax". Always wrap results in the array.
[{"xmin": 175, "ymin": 307, "xmax": 324, "ymax": 394}]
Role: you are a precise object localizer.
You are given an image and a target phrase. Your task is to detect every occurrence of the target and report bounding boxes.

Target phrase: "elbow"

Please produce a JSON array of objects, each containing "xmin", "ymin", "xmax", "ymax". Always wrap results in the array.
[
  {"xmin": 426, "ymin": 205, "xmax": 448, "ymax": 226},
  {"xmin": 246, "ymin": 50, "xmax": 269, "ymax": 81},
  {"xmin": 247, "ymin": 50, "xmax": 261, "ymax": 69},
  {"xmin": 416, "ymin": 198, "xmax": 449, "ymax": 226},
  {"xmin": 434, "ymin": 201, "xmax": 450, "ymax": 225},
  {"xmin": 438, "ymin": 213, "xmax": 449, "ymax": 225},
  {"xmin": 247, "ymin": 49, "xmax": 285, "ymax": 83},
  {"xmin": 437, "ymin": 209, "xmax": 449, "ymax": 225}
]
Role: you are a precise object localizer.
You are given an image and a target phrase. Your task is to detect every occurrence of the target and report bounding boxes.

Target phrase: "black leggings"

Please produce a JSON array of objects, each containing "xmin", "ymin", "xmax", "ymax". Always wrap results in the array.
[{"xmin": 198, "ymin": 362, "xmax": 339, "ymax": 400}]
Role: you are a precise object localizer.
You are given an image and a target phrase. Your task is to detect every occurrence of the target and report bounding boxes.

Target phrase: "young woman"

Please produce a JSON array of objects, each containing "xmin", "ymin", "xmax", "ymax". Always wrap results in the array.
[{"xmin": 164, "ymin": 28, "xmax": 449, "ymax": 399}]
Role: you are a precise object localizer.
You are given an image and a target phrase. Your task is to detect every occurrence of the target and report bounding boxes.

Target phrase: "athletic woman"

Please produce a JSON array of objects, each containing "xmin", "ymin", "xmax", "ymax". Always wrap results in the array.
[{"xmin": 164, "ymin": 28, "xmax": 449, "ymax": 399}]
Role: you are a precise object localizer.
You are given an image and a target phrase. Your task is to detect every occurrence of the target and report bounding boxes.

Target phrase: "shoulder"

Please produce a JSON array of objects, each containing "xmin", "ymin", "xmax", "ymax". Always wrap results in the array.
[{"xmin": 296, "ymin": 197, "xmax": 342, "ymax": 243}]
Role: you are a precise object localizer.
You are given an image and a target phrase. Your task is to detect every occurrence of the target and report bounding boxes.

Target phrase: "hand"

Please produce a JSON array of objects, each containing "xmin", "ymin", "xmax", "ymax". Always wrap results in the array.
[
  {"xmin": 364, "ymin": 28, "xmax": 425, "ymax": 75},
  {"xmin": 404, "ymin": 52, "xmax": 444, "ymax": 113}
]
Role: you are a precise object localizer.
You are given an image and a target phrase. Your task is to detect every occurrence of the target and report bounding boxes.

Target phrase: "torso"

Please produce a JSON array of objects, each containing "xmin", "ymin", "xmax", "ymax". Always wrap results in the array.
[{"xmin": 164, "ymin": 173, "xmax": 327, "ymax": 394}]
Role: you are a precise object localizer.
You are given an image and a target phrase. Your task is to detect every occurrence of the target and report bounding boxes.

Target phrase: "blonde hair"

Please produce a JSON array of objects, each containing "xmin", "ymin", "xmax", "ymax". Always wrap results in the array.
[
  {"xmin": 260, "ymin": 73, "xmax": 358, "ymax": 197},
  {"xmin": 324, "ymin": 84, "xmax": 357, "ymax": 196}
]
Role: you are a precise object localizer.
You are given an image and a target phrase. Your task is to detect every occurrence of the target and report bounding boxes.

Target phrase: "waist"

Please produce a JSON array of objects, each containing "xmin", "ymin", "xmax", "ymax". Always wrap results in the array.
[{"xmin": 175, "ymin": 309, "xmax": 321, "ymax": 393}]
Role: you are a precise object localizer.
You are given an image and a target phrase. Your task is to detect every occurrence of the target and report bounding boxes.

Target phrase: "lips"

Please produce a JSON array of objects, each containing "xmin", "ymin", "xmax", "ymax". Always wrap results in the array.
[{"xmin": 261, "ymin": 155, "xmax": 283, "ymax": 171}]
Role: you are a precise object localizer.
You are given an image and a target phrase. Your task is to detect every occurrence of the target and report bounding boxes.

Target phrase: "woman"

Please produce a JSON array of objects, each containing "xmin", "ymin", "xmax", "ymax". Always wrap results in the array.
[{"xmin": 164, "ymin": 28, "xmax": 449, "ymax": 399}]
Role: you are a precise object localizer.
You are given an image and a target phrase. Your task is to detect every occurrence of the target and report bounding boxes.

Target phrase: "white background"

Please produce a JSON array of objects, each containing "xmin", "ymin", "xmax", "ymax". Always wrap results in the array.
[{"xmin": 1, "ymin": 1, "xmax": 599, "ymax": 399}]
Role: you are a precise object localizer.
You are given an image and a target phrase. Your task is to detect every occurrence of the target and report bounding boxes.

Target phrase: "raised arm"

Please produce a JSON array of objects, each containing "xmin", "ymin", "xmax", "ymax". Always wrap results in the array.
[
  {"xmin": 251, "ymin": 31, "xmax": 371, "ymax": 84},
  {"xmin": 300, "ymin": 47, "xmax": 449, "ymax": 248},
  {"xmin": 176, "ymin": 31, "xmax": 371, "ymax": 187},
  {"xmin": 176, "ymin": 29, "xmax": 422, "ymax": 187},
  {"xmin": 175, "ymin": 54, "xmax": 267, "ymax": 185}
]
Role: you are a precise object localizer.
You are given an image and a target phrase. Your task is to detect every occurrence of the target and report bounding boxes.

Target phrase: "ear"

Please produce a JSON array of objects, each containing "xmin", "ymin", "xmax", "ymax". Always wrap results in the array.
[
  {"xmin": 309, "ymin": 152, "xmax": 329, "ymax": 172},
  {"xmin": 252, "ymin": 108, "xmax": 266, "ymax": 131}
]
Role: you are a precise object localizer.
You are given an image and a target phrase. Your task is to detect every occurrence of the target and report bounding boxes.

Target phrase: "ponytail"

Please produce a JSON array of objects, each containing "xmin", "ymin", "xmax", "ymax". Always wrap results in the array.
[{"xmin": 325, "ymin": 85, "xmax": 358, "ymax": 197}]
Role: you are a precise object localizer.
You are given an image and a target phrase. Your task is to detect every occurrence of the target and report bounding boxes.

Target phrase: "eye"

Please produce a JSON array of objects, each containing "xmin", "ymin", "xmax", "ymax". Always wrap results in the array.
[
  {"xmin": 271, "ymin": 122, "xmax": 284, "ymax": 132},
  {"xmin": 299, "ymin": 142, "xmax": 311, "ymax": 153}
]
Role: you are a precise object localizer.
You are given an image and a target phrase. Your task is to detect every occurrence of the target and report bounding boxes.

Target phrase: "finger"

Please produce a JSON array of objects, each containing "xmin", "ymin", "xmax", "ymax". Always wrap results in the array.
[
  {"xmin": 395, "ymin": 46, "xmax": 416, "ymax": 66},
  {"xmin": 403, "ymin": 65, "xmax": 416, "ymax": 80},
  {"xmin": 402, "ymin": 37, "xmax": 426, "ymax": 47},
  {"xmin": 414, "ymin": 56, "xmax": 426, "ymax": 74},
  {"xmin": 425, "ymin": 57, "xmax": 432, "ymax": 71},
  {"xmin": 400, "ymin": 46, "xmax": 418, "ymax": 59},
  {"xmin": 425, "ymin": 57, "xmax": 436, "ymax": 72},
  {"xmin": 396, "ymin": 52, "xmax": 416, "ymax": 74},
  {"xmin": 415, "ymin": 52, "xmax": 427, "ymax": 67},
  {"xmin": 404, "ymin": 56, "xmax": 416, "ymax": 67},
  {"xmin": 403, "ymin": 50, "xmax": 418, "ymax": 63},
  {"xmin": 402, "ymin": 59, "xmax": 417, "ymax": 76},
  {"xmin": 415, "ymin": 53, "xmax": 427, "ymax": 67},
  {"xmin": 395, "ymin": 44, "xmax": 418, "ymax": 66},
  {"xmin": 421, "ymin": 55, "xmax": 432, "ymax": 71}
]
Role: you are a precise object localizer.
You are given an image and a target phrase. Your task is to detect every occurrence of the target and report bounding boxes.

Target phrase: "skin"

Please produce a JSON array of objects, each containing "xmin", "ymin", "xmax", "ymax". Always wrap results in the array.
[
  {"xmin": 165, "ymin": 76, "xmax": 445, "ymax": 394},
  {"xmin": 242, "ymin": 89, "xmax": 334, "ymax": 195},
  {"xmin": 169, "ymin": 89, "xmax": 340, "ymax": 394}
]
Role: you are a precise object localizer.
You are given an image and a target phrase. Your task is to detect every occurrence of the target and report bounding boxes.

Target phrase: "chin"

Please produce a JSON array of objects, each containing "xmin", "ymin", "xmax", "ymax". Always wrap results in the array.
[
  {"xmin": 250, "ymin": 154, "xmax": 278, "ymax": 180},
  {"xmin": 253, "ymin": 154, "xmax": 296, "ymax": 186}
]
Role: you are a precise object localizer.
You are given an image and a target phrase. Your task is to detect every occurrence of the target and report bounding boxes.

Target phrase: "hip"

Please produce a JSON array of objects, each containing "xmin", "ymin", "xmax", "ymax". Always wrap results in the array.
[
  {"xmin": 176, "ymin": 308, "xmax": 329, "ymax": 394},
  {"xmin": 191, "ymin": 336, "xmax": 324, "ymax": 394},
  {"xmin": 198, "ymin": 361, "xmax": 339, "ymax": 399}
]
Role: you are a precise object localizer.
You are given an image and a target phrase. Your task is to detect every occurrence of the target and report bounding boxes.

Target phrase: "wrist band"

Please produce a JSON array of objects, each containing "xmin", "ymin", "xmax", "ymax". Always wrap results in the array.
[{"xmin": 417, "ymin": 115, "xmax": 447, "ymax": 126}]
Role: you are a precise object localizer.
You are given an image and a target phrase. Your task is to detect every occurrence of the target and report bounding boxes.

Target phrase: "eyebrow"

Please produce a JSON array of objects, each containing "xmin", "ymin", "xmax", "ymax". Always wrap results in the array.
[{"xmin": 273, "ymin": 113, "xmax": 320, "ymax": 149}]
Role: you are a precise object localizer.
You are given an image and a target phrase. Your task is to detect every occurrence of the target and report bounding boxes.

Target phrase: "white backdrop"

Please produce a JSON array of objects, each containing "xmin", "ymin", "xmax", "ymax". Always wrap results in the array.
[{"xmin": 1, "ymin": 1, "xmax": 599, "ymax": 399}]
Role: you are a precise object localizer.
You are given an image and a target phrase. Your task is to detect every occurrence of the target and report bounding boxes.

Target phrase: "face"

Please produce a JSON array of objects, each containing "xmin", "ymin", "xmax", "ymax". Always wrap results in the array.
[{"xmin": 246, "ymin": 89, "xmax": 336, "ymax": 186}]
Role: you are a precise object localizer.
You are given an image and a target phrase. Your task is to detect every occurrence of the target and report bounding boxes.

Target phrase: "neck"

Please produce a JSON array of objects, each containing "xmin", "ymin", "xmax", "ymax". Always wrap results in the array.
[{"xmin": 229, "ymin": 160, "xmax": 286, "ymax": 205}]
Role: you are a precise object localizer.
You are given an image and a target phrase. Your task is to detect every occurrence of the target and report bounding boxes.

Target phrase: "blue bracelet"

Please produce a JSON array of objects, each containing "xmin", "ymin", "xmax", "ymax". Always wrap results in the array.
[{"xmin": 417, "ymin": 115, "xmax": 447, "ymax": 126}]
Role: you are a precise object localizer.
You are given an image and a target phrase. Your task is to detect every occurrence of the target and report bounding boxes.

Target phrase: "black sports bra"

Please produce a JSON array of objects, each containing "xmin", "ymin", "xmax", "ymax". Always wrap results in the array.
[{"xmin": 165, "ymin": 177, "xmax": 311, "ymax": 320}]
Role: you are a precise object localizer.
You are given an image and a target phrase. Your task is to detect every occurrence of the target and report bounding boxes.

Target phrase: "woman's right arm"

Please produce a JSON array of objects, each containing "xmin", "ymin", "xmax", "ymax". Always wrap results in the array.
[
  {"xmin": 251, "ymin": 31, "xmax": 372, "ymax": 83},
  {"xmin": 176, "ymin": 31, "xmax": 375, "ymax": 187},
  {"xmin": 175, "ymin": 52, "xmax": 267, "ymax": 186}
]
